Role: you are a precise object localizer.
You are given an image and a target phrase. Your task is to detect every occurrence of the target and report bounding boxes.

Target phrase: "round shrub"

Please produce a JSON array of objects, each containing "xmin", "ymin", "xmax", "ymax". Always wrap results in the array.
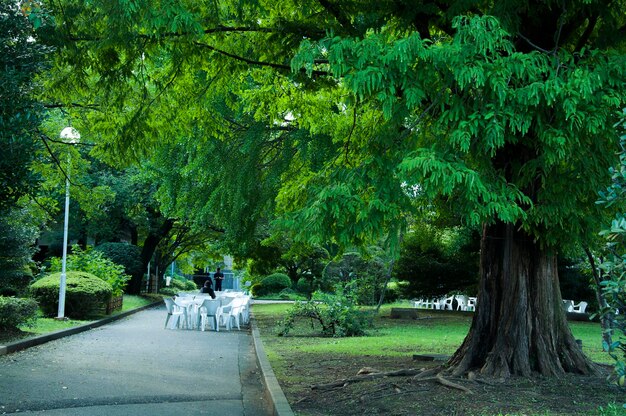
[
  {"xmin": 0, "ymin": 296, "xmax": 38, "ymax": 331},
  {"xmin": 170, "ymin": 277, "xmax": 188, "ymax": 291},
  {"xmin": 30, "ymin": 271, "xmax": 113, "ymax": 319},
  {"xmin": 296, "ymin": 277, "xmax": 314, "ymax": 295},
  {"xmin": 183, "ymin": 279, "xmax": 197, "ymax": 291},
  {"xmin": 257, "ymin": 273, "xmax": 291, "ymax": 296},
  {"xmin": 48, "ymin": 245, "xmax": 129, "ymax": 297}
]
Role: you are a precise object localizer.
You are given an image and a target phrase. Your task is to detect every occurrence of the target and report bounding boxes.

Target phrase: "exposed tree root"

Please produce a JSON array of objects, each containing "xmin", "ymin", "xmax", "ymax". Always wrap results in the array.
[
  {"xmin": 310, "ymin": 367, "xmax": 473, "ymax": 394},
  {"xmin": 311, "ymin": 368, "xmax": 422, "ymax": 390},
  {"xmin": 436, "ymin": 375, "xmax": 474, "ymax": 394}
]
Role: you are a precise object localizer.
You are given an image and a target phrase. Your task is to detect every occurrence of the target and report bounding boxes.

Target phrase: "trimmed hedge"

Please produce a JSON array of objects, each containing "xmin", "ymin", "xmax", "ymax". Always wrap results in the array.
[
  {"xmin": 0, "ymin": 296, "xmax": 38, "ymax": 330},
  {"xmin": 254, "ymin": 273, "xmax": 292, "ymax": 296},
  {"xmin": 30, "ymin": 271, "xmax": 113, "ymax": 319}
]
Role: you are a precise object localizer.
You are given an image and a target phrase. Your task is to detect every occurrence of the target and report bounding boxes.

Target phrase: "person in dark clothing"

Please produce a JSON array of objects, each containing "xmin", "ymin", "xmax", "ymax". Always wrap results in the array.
[
  {"xmin": 200, "ymin": 280, "xmax": 216, "ymax": 299},
  {"xmin": 213, "ymin": 267, "xmax": 224, "ymax": 291}
]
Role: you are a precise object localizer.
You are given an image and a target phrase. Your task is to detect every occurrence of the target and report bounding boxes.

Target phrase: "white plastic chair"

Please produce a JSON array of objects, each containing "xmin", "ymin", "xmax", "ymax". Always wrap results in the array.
[
  {"xmin": 466, "ymin": 297, "xmax": 477, "ymax": 312},
  {"xmin": 455, "ymin": 295, "xmax": 468, "ymax": 311},
  {"xmin": 562, "ymin": 299, "xmax": 574, "ymax": 312},
  {"xmin": 197, "ymin": 298, "xmax": 223, "ymax": 331},
  {"xmin": 227, "ymin": 296, "xmax": 246, "ymax": 330},
  {"xmin": 173, "ymin": 298, "xmax": 193, "ymax": 329},
  {"xmin": 218, "ymin": 297, "xmax": 236, "ymax": 330},
  {"xmin": 571, "ymin": 301, "xmax": 588, "ymax": 313},
  {"xmin": 163, "ymin": 298, "xmax": 184, "ymax": 329},
  {"xmin": 239, "ymin": 295, "xmax": 251, "ymax": 324},
  {"xmin": 443, "ymin": 295, "xmax": 454, "ymax": 311}
]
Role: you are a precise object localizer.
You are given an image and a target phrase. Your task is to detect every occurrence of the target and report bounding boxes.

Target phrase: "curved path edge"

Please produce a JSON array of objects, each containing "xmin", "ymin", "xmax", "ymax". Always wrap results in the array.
[{"xmin": 250, "ymin": 316, "xmax": 295, "ymax": 416}]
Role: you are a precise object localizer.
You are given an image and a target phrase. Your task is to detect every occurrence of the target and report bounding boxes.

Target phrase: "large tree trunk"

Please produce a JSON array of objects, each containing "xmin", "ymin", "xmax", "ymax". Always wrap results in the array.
[{"xmin": 447, "ymin": 221, "xmax": 599, "ymax": 378}]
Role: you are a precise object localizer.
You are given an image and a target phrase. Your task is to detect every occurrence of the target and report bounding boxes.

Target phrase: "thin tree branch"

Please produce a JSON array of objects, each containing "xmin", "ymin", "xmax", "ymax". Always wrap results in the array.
[
  {"xmin": 43, "ymin": 136, "xmax": 95, "ymax": 147},
  {"xmin": 28, "ymin": 195, "xmax": 56, "ymax": 222},
  {"xmin": 516, "ymin": 32, "xmax": 553, "ymax": 54}
]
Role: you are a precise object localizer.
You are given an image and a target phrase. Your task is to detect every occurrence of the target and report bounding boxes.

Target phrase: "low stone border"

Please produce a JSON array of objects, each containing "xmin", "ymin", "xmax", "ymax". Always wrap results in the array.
[
  {"xmin": 250, "ymin": 315, "xmax": 295, "ymax": 416},
  {"xmin": 0, "ymin": 301, "xmax": 162, "ymax": 356}
]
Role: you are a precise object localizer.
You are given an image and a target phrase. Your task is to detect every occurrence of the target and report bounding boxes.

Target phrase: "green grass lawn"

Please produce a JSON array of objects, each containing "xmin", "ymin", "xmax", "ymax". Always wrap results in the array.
[
  {"xmin": 253, "ymin": 301, "xmax": 613, "ymax": 364},
  {"xmin": 14, "ymin": 294, "xmax": 158, "ymax": 338}
]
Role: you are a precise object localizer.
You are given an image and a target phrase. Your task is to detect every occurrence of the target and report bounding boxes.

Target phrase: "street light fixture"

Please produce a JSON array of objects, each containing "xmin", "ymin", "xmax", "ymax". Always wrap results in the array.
[{"xmin": 57, "ymin": 126, "xmax": 80, "ymax": 320}]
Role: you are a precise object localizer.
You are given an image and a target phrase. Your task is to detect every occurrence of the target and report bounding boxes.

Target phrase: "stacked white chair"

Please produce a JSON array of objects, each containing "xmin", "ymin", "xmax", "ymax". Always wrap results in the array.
[
  {"xmin": 442, "ymin": 295, "xmax": 455, "ymax": 310},
  {"xmin": 228, "ymin": 296, "xmax": 246, "ymax": 330},
  {"xmin": 218, "ymin": 297, "xmax": 236, "ymax": 330},
  {"xmin": 240, "ymin": 295, "xmax": 251, "ymax": 324},
  {"xmin": 163, "ymin": 298, "xmax": 185, "ymax": 329},
  {"xmin": 455, "ymin": 295, "xmax": 468, "ymax": 311}
]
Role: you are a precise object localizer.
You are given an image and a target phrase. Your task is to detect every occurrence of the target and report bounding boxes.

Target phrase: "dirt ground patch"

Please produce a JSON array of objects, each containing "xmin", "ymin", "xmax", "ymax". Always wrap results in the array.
[{"xmin": 273, "ymin": 353, "xmax": 623, "ymax": 416}]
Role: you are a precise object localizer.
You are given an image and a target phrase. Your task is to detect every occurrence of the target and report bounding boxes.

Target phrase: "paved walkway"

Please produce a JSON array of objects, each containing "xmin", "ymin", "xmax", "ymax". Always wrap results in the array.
[{"xmin": 0, "ymin": 305, "xmax": 270, "ymax": 415}]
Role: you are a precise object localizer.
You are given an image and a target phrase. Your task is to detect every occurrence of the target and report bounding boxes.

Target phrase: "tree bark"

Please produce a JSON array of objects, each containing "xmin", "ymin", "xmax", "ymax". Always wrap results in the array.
[
  {"xmin": 446, "ymin": 221, "xmax": 600, "ymax": 378},
  {"xmin": 125, "ymin": 218, "xmax": 174, "ymax": 294}
]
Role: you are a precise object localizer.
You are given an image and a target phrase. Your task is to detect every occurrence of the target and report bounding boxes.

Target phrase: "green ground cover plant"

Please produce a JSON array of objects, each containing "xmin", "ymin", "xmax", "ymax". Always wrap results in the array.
[
  {"xmin": 254, "ymin": 302, "xmax": 623, "ymax": 416},
  {"xmin": 0, "ymin": 295, "xmax": 156, "ymax": 345}
]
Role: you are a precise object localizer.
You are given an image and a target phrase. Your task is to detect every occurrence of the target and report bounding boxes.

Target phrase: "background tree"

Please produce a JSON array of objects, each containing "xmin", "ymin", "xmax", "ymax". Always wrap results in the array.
[
  {"xmin": 395, "ymin": 224, "xmax": 479, "ymax": 300},
  {"xmin": 36, "ymin": 0, "xmax": 626, "ymax": 378},
  {"xmin": 0, "ymin": 0, "xmax": 49, "ymax": 212},
  {"xmin": 0, "ymin": 1, "xmax": 51, "ymax": 294}
]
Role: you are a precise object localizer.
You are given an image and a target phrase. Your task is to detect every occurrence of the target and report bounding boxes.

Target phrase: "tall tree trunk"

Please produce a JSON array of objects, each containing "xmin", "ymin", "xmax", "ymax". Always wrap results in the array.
[
  {"xmin": 125, "ymin": 218, "xmax": 174, "ymax": 294},
  {"xmin": 447, "ymin": 221, "xmax": 599, "ymax": 378}
]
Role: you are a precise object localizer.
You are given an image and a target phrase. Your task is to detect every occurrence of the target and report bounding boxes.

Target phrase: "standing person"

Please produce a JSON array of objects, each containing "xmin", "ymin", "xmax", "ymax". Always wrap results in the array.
[
  {"xmin": 200, "ymin": 280, "xmax": 216, "ymax": 299},
  {"xmin": 213, "ymin": 267, "xmax": 224, "ymax": 291}
]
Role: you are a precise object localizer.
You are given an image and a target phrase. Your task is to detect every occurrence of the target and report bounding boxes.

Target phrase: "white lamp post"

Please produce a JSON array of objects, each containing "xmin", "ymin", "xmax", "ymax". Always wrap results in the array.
[{"xmin": 56, "ymin": 126, "xmax": 80, "ymax": 320}]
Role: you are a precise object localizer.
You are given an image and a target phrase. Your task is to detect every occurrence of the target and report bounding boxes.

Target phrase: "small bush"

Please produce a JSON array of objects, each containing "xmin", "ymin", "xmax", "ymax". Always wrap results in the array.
[
  {"xmin": 30, "ymin": 271, "xmax": 113, "ymax": 319},
  {"xmin": 183, "ymin": 279, "xmax": 197, "ymax": 291},
  {"xmin": 169, "ymin": 277, "xmax": 190, "ymax": 291},
  {"xmin": 256, "ymin": 273, "xmax": 291, "ymax": 296},
  {"xmin": 296, "ymin": 277, "xmax": 314, "ymax": 295},
  {"xmin": 0, "ymin": 296, "xmax": 38, "ymax": 330},
  {"xmin": 280, "ymin": 286, "xmax": 373, "ymax": 337},
  {"xmin": 48, "ymin": 245, "xmax": 129, "ymax": 297},
  {"xmin": 158, "ymin": 287, "xmax": 177, "ymax": 297}
]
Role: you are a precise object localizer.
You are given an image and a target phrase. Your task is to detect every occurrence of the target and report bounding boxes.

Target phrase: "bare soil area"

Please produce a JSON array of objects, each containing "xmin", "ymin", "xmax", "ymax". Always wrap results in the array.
[{"xmin": 273, "ymin": 353, "xmax": 623, "ymax": 416}]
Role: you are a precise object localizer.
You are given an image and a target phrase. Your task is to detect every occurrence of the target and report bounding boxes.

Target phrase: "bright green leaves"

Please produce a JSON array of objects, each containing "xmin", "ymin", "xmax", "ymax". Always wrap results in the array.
[
  {"xmin": 398, "ymin": 148, "xmax": 529, "ymax": 226},
  {"xmin": 291, "ymin": 14, "xmax": 626, "ymax": 247},
  {"xmin": 451, "ymin": 15, "xmax": 514, "ymax": 58}
]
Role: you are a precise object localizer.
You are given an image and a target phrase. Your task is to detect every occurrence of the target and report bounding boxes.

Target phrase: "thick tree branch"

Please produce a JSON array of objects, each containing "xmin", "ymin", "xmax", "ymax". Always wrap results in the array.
[
  {"xmin": 317, "ymin": 0, "xmax": 359, "ymax": 37},
  {"xmin": 574, "ymin": 14, "xmax": 599, "ymax": 53},
  {"xmin": 193, "ymin": 41, "xmax": 330, "ymax": 77},
  {"xmin": 68, "ymin": 25, "xmax": 324, "ymax": 42},
  {"xmin": 44, "ymin": 102, "xmax": 101, "ymax": 111}
]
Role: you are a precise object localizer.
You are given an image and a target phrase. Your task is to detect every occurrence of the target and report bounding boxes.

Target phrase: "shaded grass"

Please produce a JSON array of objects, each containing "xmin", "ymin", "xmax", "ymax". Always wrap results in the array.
[{"xmin": 253, "ymin": 301, "xmax": 613, "ymax": 365}]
